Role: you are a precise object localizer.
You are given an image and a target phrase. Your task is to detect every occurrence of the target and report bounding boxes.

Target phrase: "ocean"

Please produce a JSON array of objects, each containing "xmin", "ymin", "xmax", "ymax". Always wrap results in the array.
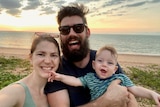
[{"xmin": 0, "ymin": 31, "xmax": 160, "ymax": 56}]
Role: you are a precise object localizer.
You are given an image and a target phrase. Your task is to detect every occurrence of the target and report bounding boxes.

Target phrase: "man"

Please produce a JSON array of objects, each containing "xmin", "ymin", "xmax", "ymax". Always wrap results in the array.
[{"xmin": 45, "ymin": 3, "xmax": 138, "ymax": 107}]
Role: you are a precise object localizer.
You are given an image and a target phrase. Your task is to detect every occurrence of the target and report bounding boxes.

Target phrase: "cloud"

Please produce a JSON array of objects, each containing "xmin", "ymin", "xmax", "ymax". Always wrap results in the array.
[
  {"xmin": 0, "ymin": 0, "xmax": 22, "ymax": 16},
  {"xmin": 89, "ymin": 0, "xmax": 127, "ymax": 17},
  {"xmin": 23, "ymin": 0, "xmax": 41, "ymax": 10},
  {"xmin": 102, "ymin": 0, "xmax": 126, "ymax": 7},
  {"xmin": 88, "ymin": 0, "xmax": 160, "ymax": 17},
  {"xmin": 6, "ymin": 8, "xmax": 21, "ymax": 17},
  {"xmin": 39, "ymin": 6, "xmax": 56, "ymax": 15},
  {"xmin": 0, "ymin": 0, "xmax": 21, "ymax": 9},
  {"xmin": 38, "ymin": 0, "xmax": 65, "ymax": 15},
  {"xmin": 74, "ymin": 0, "xmax": 98, "ymax": 4},
  {"xmin": 148, "ymin": 0, "xmax": 160, "ymax": 3},
  {"xmin": 0, "ymin": 0, "xmax": 159, "ymax": 17},
  {"xmin": 126, "ymin": 1, "xmax": 146, "ymax": 7}
]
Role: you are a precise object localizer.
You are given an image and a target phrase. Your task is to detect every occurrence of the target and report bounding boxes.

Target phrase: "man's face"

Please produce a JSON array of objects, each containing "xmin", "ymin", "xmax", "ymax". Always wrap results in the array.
[{"xmin": 59, "ymin": 16, "xmax": 90, "ymax": 62}]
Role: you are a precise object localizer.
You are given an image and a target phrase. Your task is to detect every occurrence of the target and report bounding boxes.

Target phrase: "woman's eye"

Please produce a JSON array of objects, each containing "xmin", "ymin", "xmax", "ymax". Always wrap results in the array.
[
  {"xmin": 51, "ymin": 54, "xmax": 59, "ymax": 57},
  {"xmin": 37, "ymin": 53, "xmax": 44, "ymax": 56}
]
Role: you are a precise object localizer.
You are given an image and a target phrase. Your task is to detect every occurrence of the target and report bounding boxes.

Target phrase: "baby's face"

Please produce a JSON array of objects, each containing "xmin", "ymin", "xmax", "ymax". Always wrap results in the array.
[{"xmin": 92, "ymin": 50, "xmax": 117, "ymax": 79}]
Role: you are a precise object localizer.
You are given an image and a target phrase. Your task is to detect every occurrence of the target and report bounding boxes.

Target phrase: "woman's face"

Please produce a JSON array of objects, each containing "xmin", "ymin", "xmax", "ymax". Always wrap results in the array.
[{"xmin": 30, "ymin": 40, "xmax": 60, "ymax": 78}]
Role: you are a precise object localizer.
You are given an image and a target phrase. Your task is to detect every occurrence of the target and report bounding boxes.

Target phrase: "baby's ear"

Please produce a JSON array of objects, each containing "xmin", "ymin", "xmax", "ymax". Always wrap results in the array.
[
  {"xmin": 114, "ymin": 65, "xmax": 118, "ymax": 73},
  {"xmin": 92, "ymin": 60, "xmax": 95, "ymax": 70}
]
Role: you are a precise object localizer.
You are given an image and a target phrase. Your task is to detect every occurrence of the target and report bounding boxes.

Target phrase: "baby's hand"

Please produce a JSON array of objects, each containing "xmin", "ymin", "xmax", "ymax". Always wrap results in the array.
[
  {"xmin": 48, "ymin": 72, "xmax": 62, "ymax": 82},
  {"xmin": 48, "ymin": 72, "xmax": 55, "ymax": 82},
  {"xmin": 151, "ymin": 92, "xmax": 160, "ymax": 107}
]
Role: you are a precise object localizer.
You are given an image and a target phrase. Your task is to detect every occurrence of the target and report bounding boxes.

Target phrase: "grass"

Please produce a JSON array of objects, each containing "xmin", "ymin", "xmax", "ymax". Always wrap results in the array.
[
  {"xmin": 126, "ymin": 65, "xmax": 160, "ymax": 106},
  {"xmin": 0, "ymin": 56, "xmax": 31, "ymax": 89},
  {"xmin": 0, "ymin": 56, "xmax": 160, "ymax": 106},
  {"xmin": 128, "ymin": 65, "xmax": 160, "ymax": 92}
]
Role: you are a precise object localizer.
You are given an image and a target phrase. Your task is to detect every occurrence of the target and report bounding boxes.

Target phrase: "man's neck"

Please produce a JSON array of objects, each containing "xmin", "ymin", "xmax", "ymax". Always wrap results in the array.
[{"xmin": 73, "ymin": 52, "xmax": 90, "ymax": 68}]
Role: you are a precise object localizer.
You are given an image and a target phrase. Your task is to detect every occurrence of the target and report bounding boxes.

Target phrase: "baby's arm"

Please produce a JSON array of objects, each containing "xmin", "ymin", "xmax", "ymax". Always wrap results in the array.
[
  {"xmin": 128, "ymin": 86, "xmax": 160, "ymax": 106},
  {"xmin": 48, "ymin": 72, "xmax": 83, "ymax": 87}
]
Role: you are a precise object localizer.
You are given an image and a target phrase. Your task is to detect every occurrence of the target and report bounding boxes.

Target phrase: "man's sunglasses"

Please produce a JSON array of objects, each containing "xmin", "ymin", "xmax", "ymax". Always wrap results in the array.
[{"xmin": 58, "ymin": 24, "xmax": 87, "ymax": 35}]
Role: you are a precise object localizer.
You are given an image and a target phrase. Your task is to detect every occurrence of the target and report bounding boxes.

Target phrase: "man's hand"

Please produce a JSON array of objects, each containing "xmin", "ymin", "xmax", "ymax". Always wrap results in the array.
[
  {"xmin": 105, "ymin": 80, "xmax": 129, "ymax": 107},
  {"xmin": 127, "ymin": 93, "xmax": 139, "ymax": 107},
  {"xmin": 105, "ymin": 80, "xmax": 138, "ymax": 107}
]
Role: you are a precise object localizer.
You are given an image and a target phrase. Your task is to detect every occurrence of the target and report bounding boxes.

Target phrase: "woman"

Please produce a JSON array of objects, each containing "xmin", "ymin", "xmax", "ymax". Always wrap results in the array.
[{"xmin": 0, "ymin": 32, "xmax": 60, "ymax": 107}]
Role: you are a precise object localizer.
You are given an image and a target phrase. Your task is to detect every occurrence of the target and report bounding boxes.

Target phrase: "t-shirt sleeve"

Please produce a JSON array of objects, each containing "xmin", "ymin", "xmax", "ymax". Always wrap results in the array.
[
  {"xmin": 79, "ymin": 76, "xmax": 87, "ymax": 88},
  {"xmin": 44, "ymin": 81, "xmax": 67, "ymax": 94},
  {"xmin": 79, "ymin": 73, "xmax": 94, "ymax": 88},
  {"xmin": 117, "ymin": 74, "xmax": 134, "ymax": 87},
  {"xmin": 115, "ymin": 63, "xmax": 124, "ymax": 74}
]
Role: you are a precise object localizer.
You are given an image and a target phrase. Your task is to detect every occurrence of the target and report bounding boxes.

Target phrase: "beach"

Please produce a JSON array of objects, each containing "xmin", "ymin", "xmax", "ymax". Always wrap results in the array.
[
  {"xmin": 1, "ymin": 47, "xmax": 160, "ymax": 69},
  {"xmin": 0, "ymin": 47, "xmax": 30, "ymax": 59},
  {"xmin": 1, "ymin": 47, "xmax": 160, "ymax": 106}
]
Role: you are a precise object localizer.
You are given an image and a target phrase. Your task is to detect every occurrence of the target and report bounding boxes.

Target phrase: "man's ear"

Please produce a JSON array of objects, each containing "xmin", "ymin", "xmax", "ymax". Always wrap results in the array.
[{"xmin": 86, "ymin": 27, "xmax": 90, "ymax": 38}]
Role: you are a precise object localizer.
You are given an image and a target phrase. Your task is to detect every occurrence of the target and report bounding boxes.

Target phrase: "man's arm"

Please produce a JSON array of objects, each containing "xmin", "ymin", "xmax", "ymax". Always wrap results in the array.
[
  {"xmin": 47, "ymin": 80, "xmax": 128, "ymax": 107},
  {"xmin": 47, "ymin": 89, "xmax": 70, "ymax": 107}
]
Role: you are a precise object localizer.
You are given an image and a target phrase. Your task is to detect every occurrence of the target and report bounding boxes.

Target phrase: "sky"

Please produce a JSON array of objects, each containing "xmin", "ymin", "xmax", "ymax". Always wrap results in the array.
[{"xmin": 0, "ymin": 0, "xmax": 160, "ymax": 34}]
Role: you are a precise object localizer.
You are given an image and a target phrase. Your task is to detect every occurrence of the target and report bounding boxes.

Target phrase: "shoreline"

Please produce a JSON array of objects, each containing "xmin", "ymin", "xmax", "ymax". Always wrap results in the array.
[
  {"xmin": 0, "ymin": 47, "xmax": 30, "ymax": 59},
  {"xmin": 118, "ymin": 54, "xmax": 160, "ymax": 65},
  {"xmin": 1, "ymin": 47, "xmax": 160, "ymax": 65}
]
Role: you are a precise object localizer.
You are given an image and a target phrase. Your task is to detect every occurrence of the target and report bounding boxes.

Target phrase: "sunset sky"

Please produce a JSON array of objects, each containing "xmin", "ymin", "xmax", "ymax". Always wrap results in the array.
[{"xmin": 0, "ymin": 0, "xmax": 160, "ymax": 34}]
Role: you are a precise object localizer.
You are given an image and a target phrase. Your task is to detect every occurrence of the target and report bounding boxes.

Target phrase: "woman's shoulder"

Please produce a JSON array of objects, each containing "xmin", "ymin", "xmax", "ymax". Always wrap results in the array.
[
  {"xmin": 0, "ymin": 81, "xmax": 25, "ymax": 106},
  {"xmin": 0, "ymin": 81, "xmax": 25, "ymax": 95}
]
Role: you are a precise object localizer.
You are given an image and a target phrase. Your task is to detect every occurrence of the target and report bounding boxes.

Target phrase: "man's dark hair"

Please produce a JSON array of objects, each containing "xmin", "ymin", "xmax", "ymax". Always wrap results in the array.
[{"xmin": 57, "ymin": 3, "xmax": 89, "ymax": 25}]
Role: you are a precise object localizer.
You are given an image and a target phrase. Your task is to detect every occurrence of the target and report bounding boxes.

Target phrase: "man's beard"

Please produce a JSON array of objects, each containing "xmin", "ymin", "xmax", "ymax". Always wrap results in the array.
[{"xmin": 61, "ymin": 36, "xmax": 89, "ymax": 62}]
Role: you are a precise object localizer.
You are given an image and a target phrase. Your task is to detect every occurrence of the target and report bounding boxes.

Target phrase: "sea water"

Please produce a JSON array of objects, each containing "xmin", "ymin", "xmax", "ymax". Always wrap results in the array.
[{"xmin": 0, "ymin": 31, "xmax": 160, "ymax": 56}]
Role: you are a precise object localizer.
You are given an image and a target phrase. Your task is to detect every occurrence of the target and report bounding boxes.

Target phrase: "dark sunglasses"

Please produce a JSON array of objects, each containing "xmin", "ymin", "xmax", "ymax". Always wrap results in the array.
[{"xmin": 59, "ymin": 24, "xmax": 87, "ymax": 35}]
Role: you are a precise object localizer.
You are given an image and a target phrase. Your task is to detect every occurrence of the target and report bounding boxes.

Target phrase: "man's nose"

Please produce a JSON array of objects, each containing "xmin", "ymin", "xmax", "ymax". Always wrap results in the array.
[{"xmin": 68, "ymin": 28, "xmax": 77, "ymax": 36}]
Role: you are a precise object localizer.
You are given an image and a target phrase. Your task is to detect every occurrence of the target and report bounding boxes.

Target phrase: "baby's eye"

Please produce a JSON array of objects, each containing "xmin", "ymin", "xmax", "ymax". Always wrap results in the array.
[
  {"xmin": 107, "ymin": 62, "xmax": 114, "ymax": 65},
  {"xmin": 97, "ymin": 59, "xmax": 102, "ymax": 62}
]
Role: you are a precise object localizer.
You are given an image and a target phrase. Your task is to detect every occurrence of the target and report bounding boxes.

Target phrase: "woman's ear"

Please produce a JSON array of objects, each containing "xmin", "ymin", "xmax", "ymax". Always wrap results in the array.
[{"xmin": 29, "ymin": 54, "xmax": 33, "ymax": 64}]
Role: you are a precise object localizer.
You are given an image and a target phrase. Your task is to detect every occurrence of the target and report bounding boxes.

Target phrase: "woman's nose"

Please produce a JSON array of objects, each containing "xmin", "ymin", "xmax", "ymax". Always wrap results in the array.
[{"xmin": 44, "ymin": 56, "xmax": 51, "ymax": 63}]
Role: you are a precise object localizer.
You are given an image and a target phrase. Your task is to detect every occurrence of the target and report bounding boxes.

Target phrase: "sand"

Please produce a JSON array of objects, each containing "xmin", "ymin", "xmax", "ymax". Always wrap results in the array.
[
  {"xmin": 117, "ymin": 54, "xmax": 160, "ymax": 70},
  {"xmin": 0, "ymin": 47, "xmax": 160, "ymax": 72},
  {"xmin": 1, "ymin": 47, "xmax": 160, "ymax": 64},
  {"xmin": 0, "ymin": 47, "xmax": 30, "ymax": 59}
]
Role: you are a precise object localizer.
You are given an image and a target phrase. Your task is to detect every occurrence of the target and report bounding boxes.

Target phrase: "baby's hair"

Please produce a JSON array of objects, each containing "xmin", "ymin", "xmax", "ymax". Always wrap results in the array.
[{"xmin": 96, "ymin": 45, "xmax": 118, "ymax": 61}]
